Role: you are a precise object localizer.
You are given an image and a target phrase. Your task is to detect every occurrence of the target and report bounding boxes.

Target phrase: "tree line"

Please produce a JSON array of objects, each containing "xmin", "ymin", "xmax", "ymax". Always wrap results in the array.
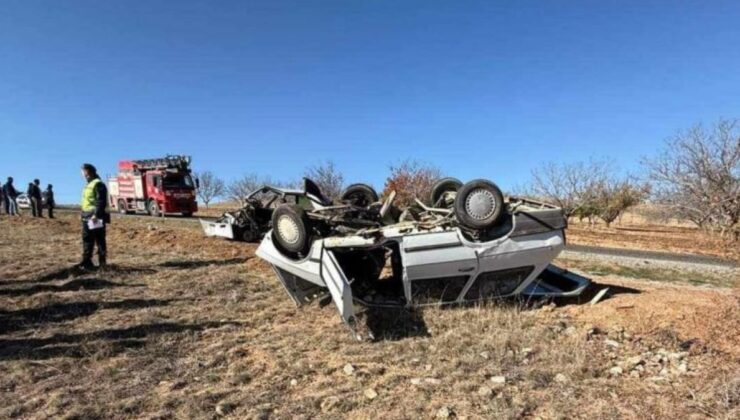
[{"xmin": 196, "ymin": 118, "xmax": 739, "ymax": 241}]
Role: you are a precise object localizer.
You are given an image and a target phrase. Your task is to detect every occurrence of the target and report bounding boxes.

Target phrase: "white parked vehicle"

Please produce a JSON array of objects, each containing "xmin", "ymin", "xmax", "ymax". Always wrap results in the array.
[{"xmin": 15, "ymin": 194, "xmax": 31, "ymax": 209}]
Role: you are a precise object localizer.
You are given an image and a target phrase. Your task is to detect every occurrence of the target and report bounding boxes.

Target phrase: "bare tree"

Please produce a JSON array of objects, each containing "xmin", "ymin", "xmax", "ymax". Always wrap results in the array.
[
  {"xmin": 227, "ymin": 174, "xmax": 263, "ymax": 205},
  {"xmin": 529, "ymin": 159, "xmax": 611, "ymax": 218},
  {"xmin": 304, "ymin": 161, "xmax": 345, "ymax": 201},
  {"xmin": 643, "ymin": 119, "xmax": 740, "ymax": 239},
  {"xmin": 382, "ymin": 160, "xmax": 443, "ymax": 207},
  {"xmin": 591, "ymin": 177, "xmax": 649, "ymax": 227},
  {"xmin": 194, "ymin": 170, "xmax": 225, "ymax": 208}
]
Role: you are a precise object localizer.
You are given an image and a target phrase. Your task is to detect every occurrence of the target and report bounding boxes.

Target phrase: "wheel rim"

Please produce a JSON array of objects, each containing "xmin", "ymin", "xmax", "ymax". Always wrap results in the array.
[
  {"xmin": 277, "ymin": 215, "xmax": 300, "ymax": 244},
  {"xmin": 150, "ymin": 202, "xmax": 158, "ymax": 214},
  {"xmin": 465, "ymin": 188, "xmax": 496, "ymax": 220}
]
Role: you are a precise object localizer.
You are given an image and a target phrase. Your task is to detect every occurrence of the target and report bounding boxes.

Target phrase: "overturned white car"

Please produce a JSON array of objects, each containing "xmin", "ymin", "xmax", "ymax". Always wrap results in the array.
[{"xmin": 256, "ymin": 178, "xmax": 590, "ymax": 337}]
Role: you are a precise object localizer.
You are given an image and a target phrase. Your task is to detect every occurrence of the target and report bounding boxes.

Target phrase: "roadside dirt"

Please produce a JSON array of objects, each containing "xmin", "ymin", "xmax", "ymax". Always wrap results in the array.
[{"xmin": 1, "ymin": 214, "xmax": 738, "ymax": 419}]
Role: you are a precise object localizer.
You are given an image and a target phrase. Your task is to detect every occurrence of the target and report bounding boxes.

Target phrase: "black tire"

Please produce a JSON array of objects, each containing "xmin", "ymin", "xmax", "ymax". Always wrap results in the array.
[
  {"xmin": 271, "ymin": 204, "xmax": 311, "ymax": 256},
  {"xmin": 430, "ymin": 177, "xmax": 463, "ymax": 206},
  {"xmin": 341, "ymin": 184, "xmax": 378, "ymax": 207},
  {"xmin": 454, "ymin": 179, "xmax": 505, "ymax": 230},
  {"xmin": 117, "ymin": 199, "xmax": 128, "ymax": 214},
  {"xmin": 240, "ymin": 226, "xmax": 258, "ymax": 242},
  {"xmin": 148, "ymin": 200, "xmax": 160, "ymax": 217}
]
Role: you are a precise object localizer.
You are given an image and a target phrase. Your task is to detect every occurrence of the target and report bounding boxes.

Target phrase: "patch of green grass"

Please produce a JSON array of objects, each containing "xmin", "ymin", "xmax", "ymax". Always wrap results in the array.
[{"xmin": 557, "ymin": 258, "xmax": 734, "ymax": 288}]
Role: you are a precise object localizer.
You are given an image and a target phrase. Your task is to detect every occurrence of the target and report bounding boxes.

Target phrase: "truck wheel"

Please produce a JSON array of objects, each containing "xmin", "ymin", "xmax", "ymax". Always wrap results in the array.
[
  {"xmin": 430, "ymin": 177, "xmax": 463, "ymax": 207},
  {"xmin": 454, "ymin": 179, "xmax": 505, "ymax": 230},
  {"xmin": 117, "ymin": 199, "xmax": 128, "ymax": 214},
  {"xmin": 148, "ymin": 200, "xmax": 160, "ymax": 217},
  {"xmin": 271, "ymin": 204, "xmax": 311, "ymax": 256},
  {"xmin": 341, "ymin": 184, "xmax": 378, "ymax": 208}
]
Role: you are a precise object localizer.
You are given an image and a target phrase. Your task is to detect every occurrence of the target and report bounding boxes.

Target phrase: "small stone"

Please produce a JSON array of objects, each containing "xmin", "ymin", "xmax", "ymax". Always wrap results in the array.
[
  {"xmin": 364, "ymin": 388, "xmax": 378, "ymax": 400},
  {"xmin": 554, "ymin": 373, "xmax": 568, "ymax": 383},
  {"xmin": 659, "ymin": 368, "xmax": 669, "ymax": 376},
  {"xmin": 490, "ymin": 375, "xmax": 506, "ymax": 386},
  {"xmin": 477, "ymin": 386, "xmax": 493, "ymax": 397},
  {"xmin": 564, "ymin": 326, "xmax": 577, "ymax": 336},
  {"xmin": 479, "ymin": 351, "xmax": 490, "ymax": 360},
  {"xmin": 290, "ymin": 379, "xmax": 298, "ymax": 386},
  {"xmin": 669, "ymin": 352, "xmax": 688, "ymax": 362},
  {"xmin": 521, "ymin": 347, "xmax": 533, "ymax": 356},
  {"xmin": 343, "ymin": 364, "xmax": 355, "ymax": 375},
  {"xmin": 410, "ymin": 378, "xmax": 422, "ymax": 386},
  {"xmin": 425, "ymin": 378, "xmax": 441, "ymax": 385},
  {"xmin": 677, "ymin": 363, "xmax": 688, "ymax": 374},
  {"xmin": 609, "ymin": 366, "xmax": 623, "ymax": 376},
  {"xmin": 215, "ymin": 403, "xmax": 234, "ymax": 416},
  {"xmin": 626, "ymin": 356, "xmax": 644, "ymax": 369},
  {"xmin": 436, "ymin": 407, "xmax": 452, "ymax": 418},
  {"xmin": 425, "ymin": 364, "xmax": 433, "ymax": 371},
  {"xmin": 605, "ymin": 339, "xmax": 620, "ymax": 348},
  {"xmin": 648, "ymin": 376, "xmax": 669, "ymax": 383}
]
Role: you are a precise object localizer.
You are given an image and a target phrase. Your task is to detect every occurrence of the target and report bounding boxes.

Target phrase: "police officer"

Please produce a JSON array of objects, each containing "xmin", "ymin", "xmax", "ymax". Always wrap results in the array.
[{"xmin": 79, "ymin": 163, "xmax": 110, "ymax": 269}]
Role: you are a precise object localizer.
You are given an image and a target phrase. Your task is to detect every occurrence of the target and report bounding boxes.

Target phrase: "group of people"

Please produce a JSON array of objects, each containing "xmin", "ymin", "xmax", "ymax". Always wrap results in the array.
[
  {"xmin": 1, "ymin": 177, "xmax": 55, "ymax": 218},
  {"xmin": 2, "ymin": 164, "xmax": 109, "ymax": 271}
]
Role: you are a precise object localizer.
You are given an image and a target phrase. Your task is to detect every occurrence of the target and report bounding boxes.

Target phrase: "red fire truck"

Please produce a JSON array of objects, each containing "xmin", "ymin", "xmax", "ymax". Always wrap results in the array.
[{"xmin": 108, "ymin": 155, "xmax": 198, "ymax": 217}]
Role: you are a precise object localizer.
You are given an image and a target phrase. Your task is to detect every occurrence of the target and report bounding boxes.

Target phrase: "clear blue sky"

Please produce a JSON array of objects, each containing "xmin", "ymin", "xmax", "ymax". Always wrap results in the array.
[{"xmin": 2, "ymin": 1, "xmax": 739, "ymax": 203}]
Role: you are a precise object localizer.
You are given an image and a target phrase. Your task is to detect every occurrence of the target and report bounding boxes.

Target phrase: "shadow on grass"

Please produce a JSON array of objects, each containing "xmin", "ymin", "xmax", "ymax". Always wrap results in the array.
[
  {"xmin": 0, "ymin": 278, "xmax": 143, "ymax": 297},
  {"xmin": 0, "ymin": 299, "xmax": 174, "ymax": 334},
  {"xmin": 362, "ymin": 307, "xmax": 430, "ymax": 342},
  {"xmin": 157, "ymin": 257, "xmax": 250, "ymax": 269},
  {"xmin": 0, "ymin": 264, "xmax": 158, "ymax": 286},
  {"xmin": 0, "ymin": 321, "xmax": 241, "ymax": 360}
]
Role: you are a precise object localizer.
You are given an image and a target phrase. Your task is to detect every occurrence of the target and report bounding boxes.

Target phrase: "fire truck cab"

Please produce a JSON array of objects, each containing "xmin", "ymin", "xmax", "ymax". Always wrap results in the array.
[{"xmin": 108, "ymin": 155, "xmax": 199, "ymax": 217}]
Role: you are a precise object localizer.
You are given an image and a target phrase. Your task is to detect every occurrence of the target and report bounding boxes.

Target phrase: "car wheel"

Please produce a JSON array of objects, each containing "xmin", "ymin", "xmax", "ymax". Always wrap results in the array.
[
  {"xmin": 430, "ymin": 177, "xmax": 463, "ymax": 207},
  {"xmin": 148, "ymin": 200, "xmax": 160, "ymax": 217},
  {"xmin": 341, "ymin": 184, "xmax": 378, "ymax": 207},
  {"xmin": 271, "ymin": 204, "xmax": 311, "ymax": 256},
  {"xmin": 241, "ymin": 226, "xmax": 258, "ymax": 242},
  {"xmin": 454, "ymin": 179, "xmax": 505, "ymax": 230}
]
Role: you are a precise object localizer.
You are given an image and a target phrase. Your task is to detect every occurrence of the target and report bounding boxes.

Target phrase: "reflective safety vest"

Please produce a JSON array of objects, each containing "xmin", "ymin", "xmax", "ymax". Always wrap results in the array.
[{"xmin": 80, "ymin": 178, "xmax": 110, "ymax": 213}]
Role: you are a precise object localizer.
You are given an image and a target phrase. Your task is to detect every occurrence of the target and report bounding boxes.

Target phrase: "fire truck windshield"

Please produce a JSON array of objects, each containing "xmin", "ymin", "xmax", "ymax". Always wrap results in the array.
[{"xmin": 163, "ymin": 174, "xmax": 195, "ymax": 189}]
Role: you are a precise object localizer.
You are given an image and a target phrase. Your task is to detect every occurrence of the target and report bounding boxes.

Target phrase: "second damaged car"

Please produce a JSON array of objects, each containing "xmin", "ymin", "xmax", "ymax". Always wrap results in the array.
[
  {"xmin": 202, "ymin": 178, "xmax": 394, "ymax": 242},
  {"xmin": 256, "ymin": 178, "xmax": 591, "ymax": 339}
]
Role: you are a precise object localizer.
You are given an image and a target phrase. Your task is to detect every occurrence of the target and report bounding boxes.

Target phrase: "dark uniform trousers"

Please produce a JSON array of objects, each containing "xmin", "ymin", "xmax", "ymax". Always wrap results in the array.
[{"xmin": 82, "ymin": 219, "xmax": 107, "ymax": 264}]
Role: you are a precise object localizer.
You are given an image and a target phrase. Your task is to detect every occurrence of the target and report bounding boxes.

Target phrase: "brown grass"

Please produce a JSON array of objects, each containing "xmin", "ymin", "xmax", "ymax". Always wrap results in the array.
[
  {"xmin": 567, "ymin": 205, "xmax": 739, "ymax": 262},
  {"xmin": 1, "ymin": 213, "xmax": 738, "ymax": 419}
]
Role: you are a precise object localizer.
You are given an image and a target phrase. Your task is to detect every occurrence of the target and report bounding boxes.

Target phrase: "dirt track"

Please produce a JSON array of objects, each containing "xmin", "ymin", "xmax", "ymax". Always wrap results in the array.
[{"xmin": 1, "ymin": 213, "xmax": 738, "ymax": 419}]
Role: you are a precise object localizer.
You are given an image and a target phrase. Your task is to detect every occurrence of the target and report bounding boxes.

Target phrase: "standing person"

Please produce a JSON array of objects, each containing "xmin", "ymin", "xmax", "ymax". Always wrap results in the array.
[
  {"xmin": 79, "ymin": 163, "xmax": 110, "ymax": 269},
  {"xmin": 0, "ymin": 179, "xmax": 5, "ymax": 215},
  {"xmin": 43, "ymin": 184, "xmax": 55, "ymax": 218},
  {"xmin": 29, "ymin": 179, "xmax": 43, "ymax": 217},
  {"xmin": 3, "ymin": 177, "xmax": 18, "ymax": 215}
]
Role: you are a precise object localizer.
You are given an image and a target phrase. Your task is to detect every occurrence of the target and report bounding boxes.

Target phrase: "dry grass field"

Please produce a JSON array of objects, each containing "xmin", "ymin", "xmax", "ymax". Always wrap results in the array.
[{"xmin": 1, "ymin": 213, "xmax": 738, "ymax": 419}]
